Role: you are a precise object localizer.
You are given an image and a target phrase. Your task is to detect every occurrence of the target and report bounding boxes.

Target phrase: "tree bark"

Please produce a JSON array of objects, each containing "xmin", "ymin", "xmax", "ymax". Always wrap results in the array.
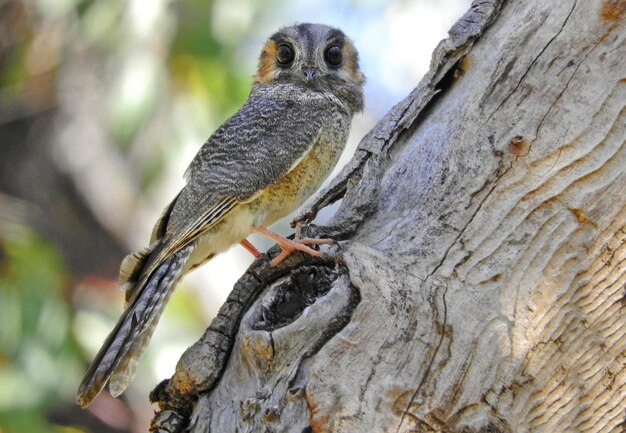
[{"xmin": 151, "ymin": 0, "xmax": 626, "ymax": 431}]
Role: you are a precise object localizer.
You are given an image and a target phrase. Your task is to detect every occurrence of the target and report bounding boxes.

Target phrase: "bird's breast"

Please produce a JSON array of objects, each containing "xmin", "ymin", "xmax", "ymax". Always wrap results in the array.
[{"xmin": 250, "ymin": 129, "xmax": 347, "ymax": 227}]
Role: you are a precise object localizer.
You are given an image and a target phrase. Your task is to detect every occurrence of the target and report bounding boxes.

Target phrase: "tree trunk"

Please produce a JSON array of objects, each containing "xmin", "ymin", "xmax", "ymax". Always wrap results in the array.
[{"xmin": 150, "ymin": 0, "xmax": 626, "ymax": 431}]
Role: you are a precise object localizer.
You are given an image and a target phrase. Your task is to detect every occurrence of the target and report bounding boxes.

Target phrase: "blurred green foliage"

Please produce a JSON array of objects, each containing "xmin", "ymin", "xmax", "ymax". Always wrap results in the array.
[
  {"xmin": 0, "ymin": 229, "xmax": 83, "ymax": 433},
  {"xmin": 170, "ymin": 0, "xmax": 252, "ymax": 114}
]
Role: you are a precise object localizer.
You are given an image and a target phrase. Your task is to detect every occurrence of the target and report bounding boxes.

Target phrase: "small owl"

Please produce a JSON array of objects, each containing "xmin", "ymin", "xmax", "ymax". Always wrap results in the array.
[{"xmin": 76, "ymin": 23, "xmax": 365, "ymax": 408}]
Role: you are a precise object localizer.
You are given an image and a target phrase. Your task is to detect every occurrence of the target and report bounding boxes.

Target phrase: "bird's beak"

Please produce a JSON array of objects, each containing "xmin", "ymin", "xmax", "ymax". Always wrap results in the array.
[{"xmin": 304, "ymin": 67, "xmax": 317, "ymax": 81}]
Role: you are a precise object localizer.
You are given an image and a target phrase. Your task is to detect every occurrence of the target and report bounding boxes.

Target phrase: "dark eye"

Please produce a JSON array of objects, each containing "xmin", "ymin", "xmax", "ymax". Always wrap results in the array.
[
  {"xmin": 276, "ymin": 44, "xmax": 295, "ymax": 66},
  {"xmin": 324, "ymin": 45, "xmax": 342, "ymax": 66}
]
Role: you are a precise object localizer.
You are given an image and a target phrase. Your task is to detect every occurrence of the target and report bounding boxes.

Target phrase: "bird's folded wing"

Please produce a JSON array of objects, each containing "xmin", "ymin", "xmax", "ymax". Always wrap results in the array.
[
  {"xmin": 183, "ymin": 93, "xmax": 332, "ymax": 200},
  {"xmin": 124, "ymin": 95, "xmax": 334, "ymax": 303}
]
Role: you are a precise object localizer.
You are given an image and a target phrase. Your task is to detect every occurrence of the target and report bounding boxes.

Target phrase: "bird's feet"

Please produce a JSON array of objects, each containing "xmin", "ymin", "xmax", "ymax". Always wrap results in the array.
[
  {"xmin": 251, "ymin": 226, "xmax": 334, "ymax": 266},
  {"xmin": 239, "ymin": 239, "xmax": 261, "ymax": 257}
]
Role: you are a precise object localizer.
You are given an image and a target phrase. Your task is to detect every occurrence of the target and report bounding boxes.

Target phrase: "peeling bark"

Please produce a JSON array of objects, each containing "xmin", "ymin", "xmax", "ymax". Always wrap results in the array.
[{"xmin": 151, "ymin": 0, "xmax": 626, "ymax": 431}]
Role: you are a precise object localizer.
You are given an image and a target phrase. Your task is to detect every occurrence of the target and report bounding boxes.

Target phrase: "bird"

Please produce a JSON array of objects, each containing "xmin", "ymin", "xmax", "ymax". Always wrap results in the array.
[{"xmin": 76, "ymin": 23, "xmax": 365, "ymax": 408}]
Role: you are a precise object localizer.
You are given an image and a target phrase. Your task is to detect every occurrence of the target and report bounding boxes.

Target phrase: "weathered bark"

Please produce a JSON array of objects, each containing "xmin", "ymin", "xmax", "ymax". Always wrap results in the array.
[{"xmin": 151, "ymin": 0, "xmax": 626, "ymax": 432}]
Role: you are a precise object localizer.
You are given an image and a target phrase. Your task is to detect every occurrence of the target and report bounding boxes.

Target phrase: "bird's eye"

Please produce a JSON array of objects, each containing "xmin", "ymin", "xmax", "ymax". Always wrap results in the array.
[
  {"xmin": 276, "ymin": 44, "xmax": 295, "ymax": 66},
  {"xmin": 324, "ymin": 45, "xmax": 342, "ymax": 67}
]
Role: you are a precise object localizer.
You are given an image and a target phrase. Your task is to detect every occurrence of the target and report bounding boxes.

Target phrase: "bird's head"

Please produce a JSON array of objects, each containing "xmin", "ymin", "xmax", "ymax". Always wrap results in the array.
[{"xmin": 254, "ymin": 23, "xmax": 365, "ymax": 110}]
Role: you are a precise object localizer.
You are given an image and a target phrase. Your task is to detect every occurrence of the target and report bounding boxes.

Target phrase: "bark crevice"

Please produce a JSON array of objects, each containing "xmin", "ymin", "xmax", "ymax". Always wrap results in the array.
[{"xmin": 396, "ymin": 284, "xmax": 449, "ymax": 433}]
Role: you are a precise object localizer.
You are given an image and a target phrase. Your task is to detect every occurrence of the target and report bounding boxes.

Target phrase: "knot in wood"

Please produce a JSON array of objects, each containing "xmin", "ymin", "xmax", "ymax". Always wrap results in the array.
[{"xmin": 252, "ymin": 264, "xmax": 343, "ymax": 331}]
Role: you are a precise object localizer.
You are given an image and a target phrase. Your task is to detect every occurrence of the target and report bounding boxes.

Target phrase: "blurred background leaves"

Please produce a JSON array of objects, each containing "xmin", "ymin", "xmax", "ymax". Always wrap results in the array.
[{"xmin": 0, "ymin": 0, "xmax": 469, "ymax": 431}]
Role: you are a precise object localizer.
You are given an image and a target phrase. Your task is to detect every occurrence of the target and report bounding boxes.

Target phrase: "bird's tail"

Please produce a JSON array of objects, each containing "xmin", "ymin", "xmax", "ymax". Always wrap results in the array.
[{"xmin": 76, "ymin": 243, "xmax": 194, "ymax": 408}]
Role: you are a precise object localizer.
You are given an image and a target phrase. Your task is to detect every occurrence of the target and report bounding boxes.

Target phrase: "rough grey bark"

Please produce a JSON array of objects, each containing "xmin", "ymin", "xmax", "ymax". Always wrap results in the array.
[{"xmin": 151, "ymin": 0, "xmax": 626, "ymax": 432}]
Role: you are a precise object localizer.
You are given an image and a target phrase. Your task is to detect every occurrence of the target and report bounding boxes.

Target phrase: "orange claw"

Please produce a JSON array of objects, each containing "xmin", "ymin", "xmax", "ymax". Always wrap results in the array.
[{"xmin": 252, "ymin": 226, "xmax": 333, "ymax": 266}]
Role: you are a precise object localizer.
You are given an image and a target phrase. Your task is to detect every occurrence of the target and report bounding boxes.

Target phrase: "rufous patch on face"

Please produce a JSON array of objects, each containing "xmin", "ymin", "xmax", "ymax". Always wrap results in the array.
[
  {"xmin": 342, "ymin": 38, "xmax": 365, "ymax": 85},
  {"xmin": 254, "ymin": 40, "xmax": 280, "ymax": 83}
]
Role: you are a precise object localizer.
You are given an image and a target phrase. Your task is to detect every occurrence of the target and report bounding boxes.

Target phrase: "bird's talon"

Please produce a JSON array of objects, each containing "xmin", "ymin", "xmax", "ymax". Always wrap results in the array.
[
  {"xmin": 252, "ymin": 226, "xmax": 331, "ymax": 266},
  {"xmin": 270, "ymin": 249, "xmax": 291, "ymax": 266},
  {"xmin": 269, "ymin": 241, "xmax": 324, "ymax": 266}
]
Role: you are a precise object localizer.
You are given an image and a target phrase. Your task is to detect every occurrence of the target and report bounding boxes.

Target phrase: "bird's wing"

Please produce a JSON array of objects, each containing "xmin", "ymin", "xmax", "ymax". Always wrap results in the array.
[
  {"xmin": 122, "ymin": 92, "xmax": 334, "ymax": 301},
  {"xmin": 184, "ymin": 92, "xmax": 333, "ymax": 198},
  {"xmin": 164, "ymin": 92, "xmax": 334, "ymax": 239}
]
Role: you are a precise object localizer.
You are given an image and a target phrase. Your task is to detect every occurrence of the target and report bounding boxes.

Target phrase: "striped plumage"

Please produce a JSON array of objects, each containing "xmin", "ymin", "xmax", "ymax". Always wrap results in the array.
[{"xmin": 76, "ymin": 23, "xmax": 364, "ymax": 408}]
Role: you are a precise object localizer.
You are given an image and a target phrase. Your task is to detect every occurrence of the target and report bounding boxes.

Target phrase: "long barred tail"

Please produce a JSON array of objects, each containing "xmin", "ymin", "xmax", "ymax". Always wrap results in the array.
[{"xmin": 76, "ymin": 244, "xmax": 194, "ymax": 408}]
